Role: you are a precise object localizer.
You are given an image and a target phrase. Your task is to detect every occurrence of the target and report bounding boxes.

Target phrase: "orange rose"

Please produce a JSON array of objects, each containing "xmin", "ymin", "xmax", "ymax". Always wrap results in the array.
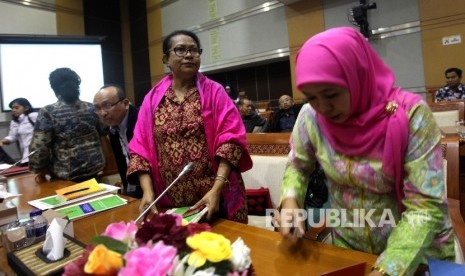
[{"xmin": 84, "ymin": 244, "xmax": 123, "ymax": 274}]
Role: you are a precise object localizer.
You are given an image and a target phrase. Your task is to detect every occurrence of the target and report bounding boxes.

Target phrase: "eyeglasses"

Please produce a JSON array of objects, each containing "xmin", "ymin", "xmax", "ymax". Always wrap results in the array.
[
  {"xmin": 168, "ymin": 47, "xmax": 202, "ymax": 57},
  {"xmin": 94, "ymin": 99, "xmax": 124, "ymax": 113}
]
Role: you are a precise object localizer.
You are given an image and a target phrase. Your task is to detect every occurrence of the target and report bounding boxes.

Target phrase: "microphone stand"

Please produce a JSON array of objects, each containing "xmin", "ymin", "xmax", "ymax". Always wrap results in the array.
[
  {"xmin": 135, "ymin": 162, "xmax": 194, "ymax": 223},
  {"xmin": 0, "ymin": 150, "xmax": 36, "ymax": 175}
]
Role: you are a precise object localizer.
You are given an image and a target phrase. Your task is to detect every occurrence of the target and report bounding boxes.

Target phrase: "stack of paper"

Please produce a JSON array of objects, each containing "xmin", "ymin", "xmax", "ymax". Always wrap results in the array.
[
  {"xmin": 165, "ymin": 206, "xmax": 208, "ymax": 223},
  {"xmin": 28, "ymin": 184, "xmax": 120, "ymax": 210},
  {"xmin": 55, "ymin": 194, "xmax": 128, "ymax": 220}
]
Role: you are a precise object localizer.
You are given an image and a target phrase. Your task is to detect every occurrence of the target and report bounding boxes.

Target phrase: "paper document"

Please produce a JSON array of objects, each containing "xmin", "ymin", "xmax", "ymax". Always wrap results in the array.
[
  {"xmin": 0, "ymin": 164, "xmax": 12, "ymax": 170},
  {"xmin": 165, "ymin": 206, "xmax": 208, "ymax": 223},
  {"xmin": 0, "ymin": 191, "xmax": 21, "ymax": 199},
  {"xmin": 28, "ymin": 183, "xmax": 120, "ymax": 210},
  {"xmin": 55, "ymin": 194, "xmax": 127, "ymax": 220}
]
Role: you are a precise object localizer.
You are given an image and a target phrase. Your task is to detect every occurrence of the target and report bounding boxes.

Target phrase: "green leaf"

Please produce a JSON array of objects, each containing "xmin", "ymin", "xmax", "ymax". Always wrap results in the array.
[{"xmin": 89, "ymin": 236, "xmax": 130, "ymax": 255}]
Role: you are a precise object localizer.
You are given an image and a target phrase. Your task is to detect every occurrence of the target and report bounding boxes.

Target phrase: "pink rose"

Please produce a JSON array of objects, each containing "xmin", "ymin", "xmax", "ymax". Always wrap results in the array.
[
  {"xmin": 103, "ymin": 221, "xmax": 137, "ymax": 242},
  {"xmin": 119, "ymin": 241, "xmax": 177, "ymax": 276}
]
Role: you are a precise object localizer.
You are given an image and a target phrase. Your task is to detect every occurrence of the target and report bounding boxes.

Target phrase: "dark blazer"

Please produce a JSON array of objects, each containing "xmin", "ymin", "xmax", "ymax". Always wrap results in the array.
[
  {"xmin": 108, "ymin": 105, "xmax": 142, "ymax": 198},
  {"xmin": 242, "ymin": 112, "xmax": 269, "ymax": 133},
  {"xmin": 269, "ymin": 104, "xmax": 303, "ymax": 132}
]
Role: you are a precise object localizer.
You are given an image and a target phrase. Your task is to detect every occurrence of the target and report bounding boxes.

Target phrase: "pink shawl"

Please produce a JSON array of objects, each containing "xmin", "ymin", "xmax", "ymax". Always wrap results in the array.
[
  {"xmin": 128, "ymin": 73, "xmax": 252, "ymax": 219},
  {"xmin": 295, "ymin": 27, "xmax": 421, "ymax": 210}
]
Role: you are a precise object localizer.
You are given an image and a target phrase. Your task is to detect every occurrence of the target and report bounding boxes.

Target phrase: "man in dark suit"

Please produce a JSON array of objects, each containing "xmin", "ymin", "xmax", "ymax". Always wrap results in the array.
[
  {"xmin": 93, "ymin": 84, "xmax": 142, "ymax": 198},
  {"xmin": 238, "ymin": 98, "xmax": 269, "ymax": 133},
  {"xmin": 269, "ymin": 94, "xmax": 303, "ymax": 132}
]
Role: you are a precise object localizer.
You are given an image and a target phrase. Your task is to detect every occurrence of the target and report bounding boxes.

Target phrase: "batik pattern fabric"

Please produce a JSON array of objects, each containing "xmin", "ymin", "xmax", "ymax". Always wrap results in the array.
[
  {"xmin": 29, "ymin": 100, "xmax": 105, "ymax": 181},
  {"xmin": 281, "ymin": 102, "xmax": 455, "ymax": 276},
  {"xmin": 434, "ymin": 83, "xmax": 465, "ymax": 102},
  {"xmin": 128, "ymin": 73, "xmax": 252, "ymax": 222}
]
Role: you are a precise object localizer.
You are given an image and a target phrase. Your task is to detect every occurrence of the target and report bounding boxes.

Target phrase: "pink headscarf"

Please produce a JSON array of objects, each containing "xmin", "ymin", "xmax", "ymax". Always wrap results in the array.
[{"xmin": 295, "ymin": 27, "xmax": 421, "ymax": 210}]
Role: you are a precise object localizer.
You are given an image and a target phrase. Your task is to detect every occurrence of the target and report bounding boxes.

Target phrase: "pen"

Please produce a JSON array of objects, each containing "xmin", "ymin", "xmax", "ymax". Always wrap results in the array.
[{"xmin": 63, "ymin": 187, "xmax": 89, "ymax": 195}]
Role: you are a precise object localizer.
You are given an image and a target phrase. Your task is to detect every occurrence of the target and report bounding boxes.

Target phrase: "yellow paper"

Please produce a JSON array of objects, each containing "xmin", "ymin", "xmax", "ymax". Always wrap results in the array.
[{"xmin": 55, "ymin": 178, "xmax": 104, "ymax": 200}]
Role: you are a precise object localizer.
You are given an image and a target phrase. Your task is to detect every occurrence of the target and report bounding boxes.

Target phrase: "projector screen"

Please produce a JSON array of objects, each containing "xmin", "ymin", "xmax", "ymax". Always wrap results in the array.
[{"xmin": 0, "ymin": 37, "xmax": 104, "ymax": 111}]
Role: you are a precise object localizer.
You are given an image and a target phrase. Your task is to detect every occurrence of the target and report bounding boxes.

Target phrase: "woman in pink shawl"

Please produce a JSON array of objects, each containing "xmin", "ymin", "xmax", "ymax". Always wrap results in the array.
[
  {"xmin": 127, "ymin": 30, "xmax": 252, "ymax": 223},
  {"xmin": 279, "ymin": 27, "xmax": 455, "ymax": 275}
]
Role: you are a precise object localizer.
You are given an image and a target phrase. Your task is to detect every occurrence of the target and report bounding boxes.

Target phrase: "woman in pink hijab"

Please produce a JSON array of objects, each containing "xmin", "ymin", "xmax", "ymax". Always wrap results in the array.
[{"xmin": 279, "ymin": 27, "xmax": 455, "ymax": 275}]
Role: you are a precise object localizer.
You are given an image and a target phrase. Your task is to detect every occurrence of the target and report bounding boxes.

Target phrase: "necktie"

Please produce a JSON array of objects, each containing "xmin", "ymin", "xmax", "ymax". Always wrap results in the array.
[{"xmin": 113, "ymin": 127, "xmax": 129, "ymax": 164}]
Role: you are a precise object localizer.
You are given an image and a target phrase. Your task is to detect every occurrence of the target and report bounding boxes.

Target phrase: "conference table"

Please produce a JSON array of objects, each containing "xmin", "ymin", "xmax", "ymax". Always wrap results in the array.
[{"xmin": 0, "ymin": 173, "xmax": 381, "ymax": 275}]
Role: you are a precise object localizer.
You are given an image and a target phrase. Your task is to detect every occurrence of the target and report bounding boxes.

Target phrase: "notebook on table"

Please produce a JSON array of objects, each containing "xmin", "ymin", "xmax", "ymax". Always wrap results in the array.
[{"xmin": 0, "ymin": 164, "xmax": 29, "ymax": 176}]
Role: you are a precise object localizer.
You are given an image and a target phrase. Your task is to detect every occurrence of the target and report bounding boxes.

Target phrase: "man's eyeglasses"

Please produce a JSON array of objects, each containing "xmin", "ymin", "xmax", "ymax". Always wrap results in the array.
[
  {"xmin": 94, "ymin": 99, "xmax": 124, "ymax": 113},
  {"xmin": 168, "ymin": 47, "xmax": 202, "ymax": 57}
]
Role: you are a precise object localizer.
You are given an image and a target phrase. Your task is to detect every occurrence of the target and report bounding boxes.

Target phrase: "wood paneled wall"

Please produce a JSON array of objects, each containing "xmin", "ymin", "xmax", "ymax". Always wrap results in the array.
[
  {"xmin": 146, "ymin": 1, "xmax": 465, "ymax": 104},
  {"xmin": 284, "ymin": 0, "xmax": 324, "ymax": 101},
  {"xmin": 55, "ymin": 0, "xmax": 85, "ymax": 35},
  {"xmin": 144, "ymin": 1, "xmax": 325, "ymax": 101},
  {"xmin": 420, "ymin": 0, "xmax": 465, "ymax": 88},
  {"xmin": 146, "ymin": 0, "xmax": 165, "ymax": 87}
]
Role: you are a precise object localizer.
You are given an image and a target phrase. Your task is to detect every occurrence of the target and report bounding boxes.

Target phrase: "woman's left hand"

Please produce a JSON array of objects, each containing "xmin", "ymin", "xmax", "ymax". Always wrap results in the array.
[{"xmin": 193, "ymin": 185, "xmax": 222, "ymax": 220}]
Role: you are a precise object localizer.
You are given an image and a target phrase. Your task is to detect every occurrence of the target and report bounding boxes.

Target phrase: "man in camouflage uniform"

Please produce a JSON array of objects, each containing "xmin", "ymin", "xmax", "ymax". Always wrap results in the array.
[{"xmin": 29, "ymin": 68, "xmax": 105, "ymax": 182}]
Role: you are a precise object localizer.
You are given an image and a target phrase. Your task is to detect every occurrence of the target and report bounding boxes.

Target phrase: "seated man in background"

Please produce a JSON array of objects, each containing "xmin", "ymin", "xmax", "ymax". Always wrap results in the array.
[
  {"xmin": 269, "ymin": 94, "xmax": 303, "ymax": 132},
  {"xmin": 238, "ymin": 99, "xmax": 268, "ymax": 133},
  {"xmin": 435, "ymin": 67, "xmax": 465, "ymax": 102},
  {"xmin": 93, "ymin": 85, "xmax": 142, "ymax": 198},
  {"xmin": 237, "ymin": 90, "xmax": 249, "ymax": 102}
]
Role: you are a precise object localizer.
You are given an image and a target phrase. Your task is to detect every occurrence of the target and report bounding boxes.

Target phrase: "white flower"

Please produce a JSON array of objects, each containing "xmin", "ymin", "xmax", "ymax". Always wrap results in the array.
[
  {"xmin": 172, "ymin": 254, "xmax": 218, "ymax": 276},
  {"xmin": 230, "ymin": 238, "xmax": 251, "ymax": 272},
  {"xmin": 191, "ymin": 268, "xmax": 217, "ymax": 276}
]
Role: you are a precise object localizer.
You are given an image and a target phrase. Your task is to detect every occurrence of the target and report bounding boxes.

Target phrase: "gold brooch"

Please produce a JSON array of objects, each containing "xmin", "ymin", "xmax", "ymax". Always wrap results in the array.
[{"xmin": 385, "ymin": 101, "xmax": 398, "ymax": 115}]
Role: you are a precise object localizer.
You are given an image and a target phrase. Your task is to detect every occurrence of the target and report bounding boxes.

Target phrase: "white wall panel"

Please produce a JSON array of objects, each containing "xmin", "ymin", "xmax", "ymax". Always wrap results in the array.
[
  {"xmin": 0, "ymin": 2, "xmax": 56, "ymax": 35},
  {"xmin": 322, "ymin": 0, "xmax": 424, "ymax": 92},
  {"xmin": 162, "ymin": 1, "xmax": 209, "ymax": 34},
  {"xmin": 199, "ymin": 9, "xmax": 288, "ymax": 66},
  {"xmin": 161, "ymin": 0, "xmax": 289, "ymax": 71},
  {"xmin": 0, "ymin": 1, "xmax": 57, "ymax": 123}
]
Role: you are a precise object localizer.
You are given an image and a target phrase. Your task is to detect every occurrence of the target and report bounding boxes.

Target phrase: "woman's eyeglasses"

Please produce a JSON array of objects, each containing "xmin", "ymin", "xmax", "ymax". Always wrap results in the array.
[
  {"xmin": 94, "ymin": 99, "xmax": 123, "ymax": 113},
  {"xmin": 168, "ymin": 47, "xmax": 202, "ymax": 57}
]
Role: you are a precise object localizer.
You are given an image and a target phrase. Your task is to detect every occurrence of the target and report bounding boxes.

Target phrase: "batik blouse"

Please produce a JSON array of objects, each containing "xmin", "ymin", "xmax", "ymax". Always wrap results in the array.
[{"xmin": 281, "ymin": 102, "xmax": 455, "ymax": 275}]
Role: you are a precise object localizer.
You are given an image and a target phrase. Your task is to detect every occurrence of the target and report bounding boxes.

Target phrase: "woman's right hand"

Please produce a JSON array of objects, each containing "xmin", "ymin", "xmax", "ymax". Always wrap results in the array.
[
  {"xmin": 138, "ymin": 172, "xmax": 157, "ymax": 213},
  {"xmin": 139, "ymin": 190, "xmax": 156, "ymax": 213},
  {"xmin": 279, "ymin": 198, "xmax": 306, "ymax": 243}
]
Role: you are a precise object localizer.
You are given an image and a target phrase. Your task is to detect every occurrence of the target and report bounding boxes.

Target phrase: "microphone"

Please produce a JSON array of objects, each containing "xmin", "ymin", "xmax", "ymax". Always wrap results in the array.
[
  {"xmin": 135, "ymin": 162, "xmax": 194, "ymax": 223},
  {"xmin": 0, "ymin": 150, "xmax": 36, "ymax": 175}
]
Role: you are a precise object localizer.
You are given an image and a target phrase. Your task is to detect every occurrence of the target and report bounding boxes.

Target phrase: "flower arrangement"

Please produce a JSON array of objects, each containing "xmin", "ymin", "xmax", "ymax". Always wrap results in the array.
[{"xmin": 63, "ymin": 213, "xmax": 254, "ymax": 276}]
